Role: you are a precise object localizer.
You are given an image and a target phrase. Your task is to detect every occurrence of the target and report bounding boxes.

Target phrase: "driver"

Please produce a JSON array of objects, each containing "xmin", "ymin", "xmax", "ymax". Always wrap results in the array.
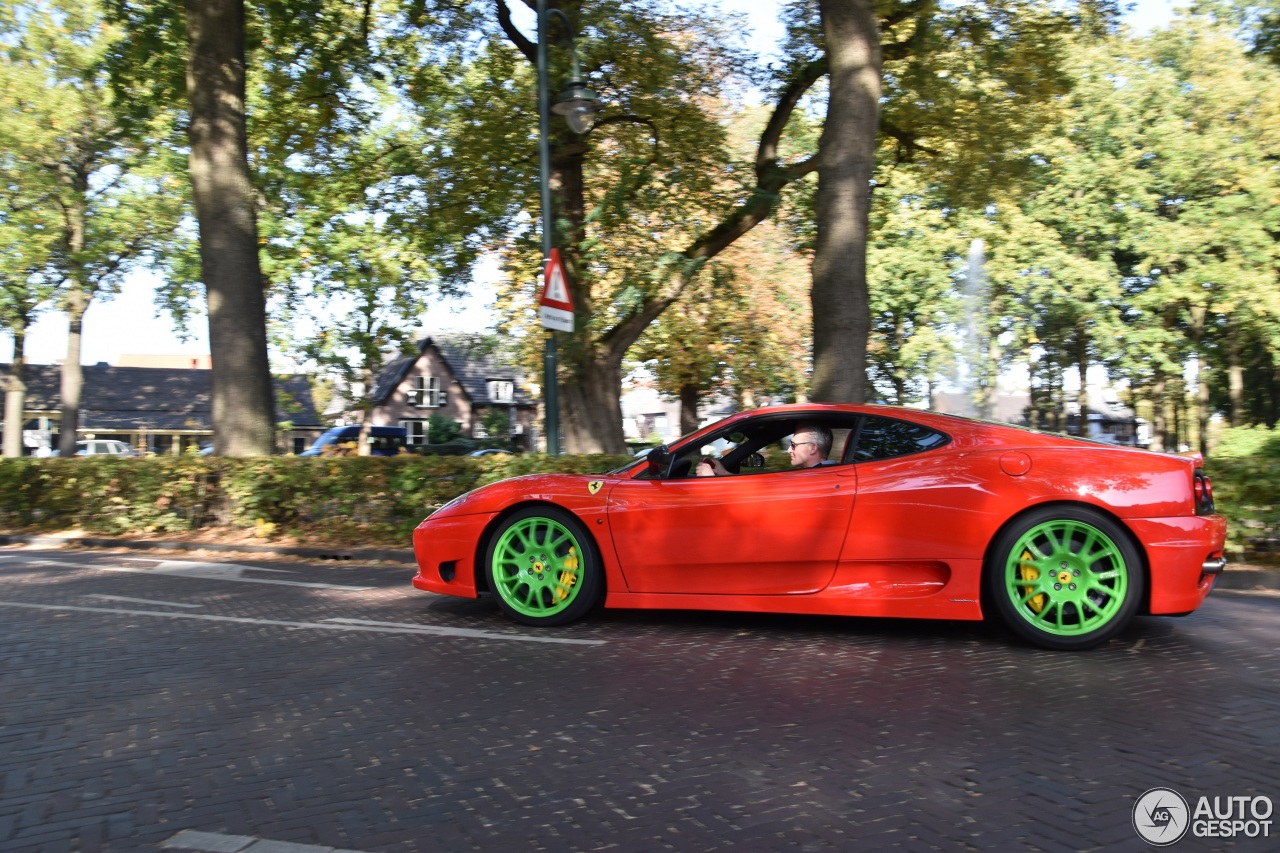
[{"xmin": 697, "ymin": 423, "xmax": 834, "ymax": 476}]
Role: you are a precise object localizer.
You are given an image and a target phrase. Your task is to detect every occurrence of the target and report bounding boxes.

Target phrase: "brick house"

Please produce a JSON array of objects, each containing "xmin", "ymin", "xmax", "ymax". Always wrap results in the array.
[{"xmin": 361, "ymin": 338, "xmax": 538, "ymax": 449}]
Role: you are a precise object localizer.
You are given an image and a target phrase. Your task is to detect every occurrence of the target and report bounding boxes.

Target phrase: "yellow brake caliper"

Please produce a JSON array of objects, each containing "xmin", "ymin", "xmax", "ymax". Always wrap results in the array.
[
  {"xmin": 555, "ymin": 547, "xmax": 579, "ymax": 601},
  {"xmin": 1019, "ymin": 549, "xmax": 1046, "ymax": 613}
]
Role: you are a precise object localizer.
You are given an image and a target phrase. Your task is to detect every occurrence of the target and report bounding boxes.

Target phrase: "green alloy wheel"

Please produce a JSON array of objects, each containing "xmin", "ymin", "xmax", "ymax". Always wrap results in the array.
[
  {"xmin": 485, "ymin": 506, "xmax": 602, "ymax": 627},
  {"xmin": 987, "ymin": 506, "xmax": 1145, "ymax": 651}
]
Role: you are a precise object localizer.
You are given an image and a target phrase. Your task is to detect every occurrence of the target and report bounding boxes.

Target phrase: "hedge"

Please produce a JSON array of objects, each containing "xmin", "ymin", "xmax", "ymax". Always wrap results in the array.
[
  {"xmin": 0, "ymin": 453, "xmax": 633, "ymax": 547},
  {"xmin": 2, "ymin": 444, "xmax": 1272, "ymax": 559},
  {"xmin": 1205, "ymin": 425, "xmax": 1280, "ymax": 558}
]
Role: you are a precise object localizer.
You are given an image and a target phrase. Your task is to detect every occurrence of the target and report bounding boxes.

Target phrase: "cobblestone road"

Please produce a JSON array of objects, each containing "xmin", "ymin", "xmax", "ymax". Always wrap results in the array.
[{"xmin": 1, "ymin": 546, "xmax": 1277, "ymax": 852}]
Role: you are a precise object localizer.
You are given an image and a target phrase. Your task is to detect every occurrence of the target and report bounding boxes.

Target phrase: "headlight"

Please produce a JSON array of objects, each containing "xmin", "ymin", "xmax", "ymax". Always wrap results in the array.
[{"xmin": 436, "ymin": 491, "xmax": 473, "ymax": 513}]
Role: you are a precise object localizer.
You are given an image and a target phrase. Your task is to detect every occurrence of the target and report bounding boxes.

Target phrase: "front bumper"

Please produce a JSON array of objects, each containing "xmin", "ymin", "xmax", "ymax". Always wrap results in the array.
[{"xmin": 411, "ymin": 512, "xmax": 496, "ymax": 598}]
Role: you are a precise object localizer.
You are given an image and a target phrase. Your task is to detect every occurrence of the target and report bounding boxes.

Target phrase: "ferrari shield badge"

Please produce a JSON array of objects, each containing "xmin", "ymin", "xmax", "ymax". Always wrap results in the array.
[{"xmin": 587, "ymin": 481, "xmax": 603, "ymax": 495}]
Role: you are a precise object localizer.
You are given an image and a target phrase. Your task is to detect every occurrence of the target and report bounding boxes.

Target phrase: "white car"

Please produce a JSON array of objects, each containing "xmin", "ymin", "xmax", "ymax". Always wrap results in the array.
[{"xmin": 74, "ymin": 440, "xmax": 137, "ymax": 457}]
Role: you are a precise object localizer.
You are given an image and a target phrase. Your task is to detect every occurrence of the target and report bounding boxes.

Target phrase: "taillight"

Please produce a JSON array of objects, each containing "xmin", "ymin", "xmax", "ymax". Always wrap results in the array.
[{"xmin": 1193, "ymin": 470, "xmax": 1215, "ymax": 515}]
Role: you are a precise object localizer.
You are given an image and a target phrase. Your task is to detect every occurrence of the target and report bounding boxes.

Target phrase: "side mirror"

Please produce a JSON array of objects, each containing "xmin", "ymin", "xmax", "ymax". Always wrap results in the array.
[
  {"xmin": 646, "ymin": 445, "xmax": 672, "ymax": 479},
  {"xmin": 742, "ymin": 452, "xmax": 765, "ymax": 469}
]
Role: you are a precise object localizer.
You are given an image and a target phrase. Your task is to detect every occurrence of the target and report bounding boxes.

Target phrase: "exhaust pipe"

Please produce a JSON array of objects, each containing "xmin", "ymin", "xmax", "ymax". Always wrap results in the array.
[{"xmin": 1201, "ymin": 556, "xmax": 1227, "ymax": 576}]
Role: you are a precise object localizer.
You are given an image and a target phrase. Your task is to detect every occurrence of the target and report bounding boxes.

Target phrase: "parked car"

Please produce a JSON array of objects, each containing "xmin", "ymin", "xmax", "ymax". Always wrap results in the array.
[
  {"xmin": 469, "ymin": 448, "xmax": 514, "ymax": 457},
  {"xmin": 411, "ymin": 402, "xmax": 1227, "ymax": 651},
  {"xmin": 299, "ymin": 425, "xmax": 407, "ymax": 457},
  {"xmin": 74, "ymin": 440, "xmax": 137, "ymax": 457}
]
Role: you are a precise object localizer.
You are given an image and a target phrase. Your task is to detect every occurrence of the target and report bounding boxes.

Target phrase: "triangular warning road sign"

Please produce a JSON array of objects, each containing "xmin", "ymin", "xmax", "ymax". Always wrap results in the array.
[
  {"xmin": 539, "ymin": 248, "xmax": 573, "ymax": 311},
  {"xmin": 538, "ymin": 248, "xmax": 574, "ymax": 331}
]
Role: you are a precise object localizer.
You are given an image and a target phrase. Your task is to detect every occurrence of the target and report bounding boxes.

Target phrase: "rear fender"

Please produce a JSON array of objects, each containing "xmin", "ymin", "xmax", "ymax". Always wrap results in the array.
[{"xmin": 978, "ymin": 500, "xmax": 1151, "ymax": 618}]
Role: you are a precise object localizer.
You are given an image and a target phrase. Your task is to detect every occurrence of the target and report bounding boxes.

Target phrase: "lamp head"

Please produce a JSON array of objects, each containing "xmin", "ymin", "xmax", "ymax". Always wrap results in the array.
[{"xmin": 552, "ymin": 81, "xmax": 602, "ymax": 134}]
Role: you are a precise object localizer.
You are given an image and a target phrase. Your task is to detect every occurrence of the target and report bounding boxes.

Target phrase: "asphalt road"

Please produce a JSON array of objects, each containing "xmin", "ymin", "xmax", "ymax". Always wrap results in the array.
[{"xmin": 1, "ymin": 545, "xmax": 1277, "ymax": 853}]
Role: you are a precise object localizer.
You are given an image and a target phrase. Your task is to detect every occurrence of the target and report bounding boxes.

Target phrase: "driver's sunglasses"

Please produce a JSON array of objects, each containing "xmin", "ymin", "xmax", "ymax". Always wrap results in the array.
[{"xmin": 788, "ymin": 439, "xmax": 816, "ymax": 451}]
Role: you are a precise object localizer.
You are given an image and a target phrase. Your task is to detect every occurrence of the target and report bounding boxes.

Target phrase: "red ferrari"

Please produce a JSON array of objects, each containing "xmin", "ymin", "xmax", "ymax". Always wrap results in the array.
[{"xmin": 412, "ymin": 403, "xmax": 1227, "ymax": 650}]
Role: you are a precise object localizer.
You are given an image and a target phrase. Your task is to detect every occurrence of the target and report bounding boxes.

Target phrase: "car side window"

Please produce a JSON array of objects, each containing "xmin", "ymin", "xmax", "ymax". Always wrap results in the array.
[{"xmin": 852, "ymin": 416, "xmax": 949, "ymax": 462}]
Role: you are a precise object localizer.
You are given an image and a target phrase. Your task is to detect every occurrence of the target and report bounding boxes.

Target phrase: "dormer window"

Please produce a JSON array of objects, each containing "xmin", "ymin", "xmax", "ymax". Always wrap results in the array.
[
  {"xmin": 408, "ymin": 376, "xmax": 446, "ymax": 408},
  {"xmin": 487, "ymin": 380, "xmax": 514, "ymax": 403}
]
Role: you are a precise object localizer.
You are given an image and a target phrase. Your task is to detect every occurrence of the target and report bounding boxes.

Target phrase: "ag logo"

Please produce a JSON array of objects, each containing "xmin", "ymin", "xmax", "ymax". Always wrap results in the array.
[
  {"xmin": 587, "ymin": 481, "xmax": 603, "ymax": 495},
  {"xmin": 1133, "ymin": 787, "xmax": 1190, "ymax": 846}
]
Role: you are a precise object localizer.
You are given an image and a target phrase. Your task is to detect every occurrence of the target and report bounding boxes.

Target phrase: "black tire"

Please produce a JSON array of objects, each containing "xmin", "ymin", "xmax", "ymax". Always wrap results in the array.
[
  {"xmin": 483, "ymin": 505, "xmax": 603, "ymax": 627},
  {"xmin": 985, "ymin": 506, "xmax": 1145, "ymax": 651}
]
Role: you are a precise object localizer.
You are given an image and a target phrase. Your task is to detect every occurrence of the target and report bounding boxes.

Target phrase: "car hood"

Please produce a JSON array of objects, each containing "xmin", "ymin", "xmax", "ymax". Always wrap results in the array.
[{"xmin": 429, "ymin": 472, "xmax": 610, "ymax": 520}]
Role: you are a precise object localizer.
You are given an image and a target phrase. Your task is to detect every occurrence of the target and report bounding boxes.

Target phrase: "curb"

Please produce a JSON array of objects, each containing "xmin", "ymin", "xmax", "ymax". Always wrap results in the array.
[
  {"xmin": 1, "ymin": 532, "xmax": 1275, "ymax": 588},
  {"xmin": 0, "ymin": 533, "xmax": 416, "ymax": 565}
]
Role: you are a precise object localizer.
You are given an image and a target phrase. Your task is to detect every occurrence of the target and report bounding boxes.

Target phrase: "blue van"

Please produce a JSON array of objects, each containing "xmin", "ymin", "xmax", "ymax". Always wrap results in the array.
[{"xmin": 299, "ymin": 425, "xmax": 407, "ymax": 457}]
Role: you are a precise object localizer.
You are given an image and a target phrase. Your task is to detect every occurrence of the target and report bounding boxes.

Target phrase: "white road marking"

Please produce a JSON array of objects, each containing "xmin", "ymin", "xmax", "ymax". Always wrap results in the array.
[
  {"xmin": 98, "ymin": 563, "xmax": 375, "ymax": 590},
  {"xmin": 163, "ymin": 829, "xmax": 368, "ymax": 852},
  {"xmin": 2, "ymin": 555, "xmax": 373, "ymax": 590},
  {"xmin": 84, "ymin": 593, "xmax": 203, "ymax": 609},
  {"xmin": 0, "ymin": 600, "xmax": 605, "ymax": 646},
  {"xmin": 1217, "ymin": 587, "xmax": 1280, "ymax": 598},
  {"xmin": 322, "ymin": 616, "xmax": 600, "ymax": 644}
]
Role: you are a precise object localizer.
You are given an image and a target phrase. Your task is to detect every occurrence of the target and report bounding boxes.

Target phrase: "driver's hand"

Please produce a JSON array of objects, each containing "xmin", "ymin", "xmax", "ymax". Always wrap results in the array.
[{"xmin": 697, "ymin": 458, "xmax": 726, "ymax": 477}]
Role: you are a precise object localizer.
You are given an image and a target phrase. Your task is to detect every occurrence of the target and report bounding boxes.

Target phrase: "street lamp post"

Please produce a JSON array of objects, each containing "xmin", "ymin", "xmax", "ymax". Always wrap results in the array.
[{"xmin": 536, "ymin": 0, "xmax": 599, "ymax": 455}]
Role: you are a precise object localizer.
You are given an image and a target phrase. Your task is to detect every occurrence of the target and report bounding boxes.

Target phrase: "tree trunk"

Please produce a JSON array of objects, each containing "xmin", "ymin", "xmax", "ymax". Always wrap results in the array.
[
  {"xmin": 3, "ymin": 325, "xmax": 28, "ymax": 459},
  {"xmin": 810, "ymin": 0, "xmax": 881, "ymax": 403},
  {"xmin": 185, "ymin": 0, "xmax": 276, "ymax": 456},
  {"xmin": 679, "ymin": 382, "xmax": 699, "ymax": 435},
  {"xmin": 976, "ymin": 337, "xmax": 999, "ymax": 419},
  {"xmin": 1074, "ymin": 326, "xmax": 1090, "ymax": 438},
  {"xmin": 1151, "ymin": 372, "xmax": 1167, "ymax": 453},
  {"xmin": 58, "ymin": 287, "xmax": 90, "ymax": 456},
  {"xmin": 891, "ymin": 318, "xmax": 906, "ymax": 405},
  {"xmin": 559, "ymin": 352, "xmax": 625, "ymax": 453},
  {"xmin": 1196, "ymin": 361, "xmax": 1210, "ymax": 457},
  {"xmin": 1227, "ymin": 319, "xmax": 1243, "ymax": 428},
  {"xmin": 1188, "ymin": 304, "xmax": 1208, "ymax": 457},
  {"xmin": 1273, "ymin": 356, "xmax": 1280, "ymax": 428},
  {"xmin": 1027, "ymin": 358, "xmax": 1043, "ymax": 431}
]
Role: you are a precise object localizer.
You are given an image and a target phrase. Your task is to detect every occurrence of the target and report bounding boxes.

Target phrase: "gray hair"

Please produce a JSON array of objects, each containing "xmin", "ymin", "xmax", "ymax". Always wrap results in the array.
[{"xmin": 794, "ymin": 423, "xmax": 833, "ymax": 459}]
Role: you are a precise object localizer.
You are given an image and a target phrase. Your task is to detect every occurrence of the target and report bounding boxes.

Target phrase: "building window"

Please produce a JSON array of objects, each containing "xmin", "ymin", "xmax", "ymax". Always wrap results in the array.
[
  {"xmin": 408, "ymin": 376, "xmax": 446, "ymax": 408},
  {"xmin": 402, "ymin": 419, "xmax": 428, "ymax": 446},
  {"xmin": 487, "ymin": 380, "xmax": 514, "ymax": 403}
]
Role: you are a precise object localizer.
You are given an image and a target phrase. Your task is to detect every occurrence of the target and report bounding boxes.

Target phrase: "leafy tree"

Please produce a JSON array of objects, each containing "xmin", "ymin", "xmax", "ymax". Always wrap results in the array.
[
  {"xmin": 0, "ymin": 211, "xmax": 59, "ymax": 457},
  {"xmin": 802, "ymin": 0, "xmax": 1084, "ymax": 405},
  {"xmin": 1, "ymin": 0, "xmax": 189, "ymax": 455},
  {"xmin": 107, "ymin": 0, "xmax": 391, "ymax": 455},
  {"xmin": 279, "ymin": 217, "xmax": 435, "ymax": 434},
  {"xmin": 864, "ymin": 170, "xmax": 965, "ymax": 407},
  {"xmin": 1119, "ymin": 20, "xmax": 1280, "ymax": 449},
  {"xmin": 479, "ymin": 407, "xmax": 512, "ymax": 441},
  {"xmin": 631, "ymin": 220, "xmax": 813, "ymax": 432},
  {"xmin": 428, "ymin": 414, "xmax": 461, "ymax": 444},
  {"xmin": 387, "ymin": 0, "xmax": 824, "ymax": 452}
]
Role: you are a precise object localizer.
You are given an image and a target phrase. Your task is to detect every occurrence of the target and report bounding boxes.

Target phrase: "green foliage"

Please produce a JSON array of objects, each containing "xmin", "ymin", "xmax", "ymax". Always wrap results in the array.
[
  {"xmin": 1211, "ymin": 425, "xmax": 1280, "ymax": 458},
  {"xmin": 1, "ymin": 0, "xmax": 192, "ymax": 312},
  {"xmin": 865, "ymin": 170, "xmax": 967, "ymax": 405},
  {"xmin": 632, "ymin": 220, "xmax": 813, "ymax": 415},
  {"xmin": 479, "ymin": 408, "xmax": 511, "ymax": 440},
  {"xmin": 0, "ymin": 457, "xmax": 221, "ymax": 535},
  {"xmin": 0, "ymin": 454, "xmax": 631, "ymax": 546},
  {"xmin": 427, "ymin": 415, "xmax": 461, "ymax": 444},
  {"xmin": 1204, "ymin": 425, "xmax": 1280, "ymax": 557}
]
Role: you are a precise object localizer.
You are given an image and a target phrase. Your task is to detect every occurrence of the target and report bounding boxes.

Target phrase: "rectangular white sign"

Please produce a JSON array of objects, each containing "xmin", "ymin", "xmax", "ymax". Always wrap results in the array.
[{"xmin": 539, "ymin": 305, "xmax": 574, "ymax": 332}]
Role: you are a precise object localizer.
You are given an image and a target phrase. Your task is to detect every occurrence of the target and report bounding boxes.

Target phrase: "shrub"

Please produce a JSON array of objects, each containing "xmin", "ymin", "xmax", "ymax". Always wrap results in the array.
[
  {"xmin": 0, "ymin": 453, "xmax": 630, "ymax": 547},
  {"xmin": 1201, "ymin": 426, "xmax": 1280, "ymax": 557}
]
